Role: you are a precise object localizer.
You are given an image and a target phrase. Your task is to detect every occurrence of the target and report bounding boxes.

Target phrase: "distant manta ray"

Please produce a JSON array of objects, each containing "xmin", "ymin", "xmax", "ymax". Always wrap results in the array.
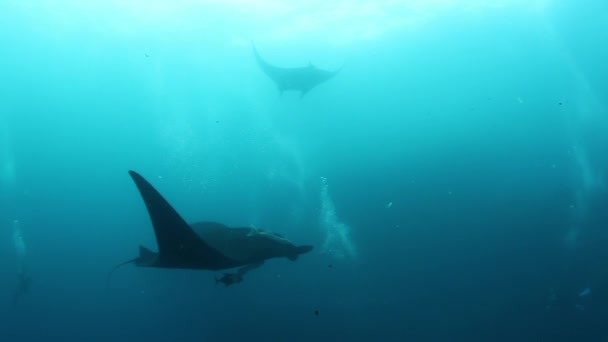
[
  {"xmin": 108, "ymin": 171, "xmax": 313, "ymax": 285},
  {"xmin": 252, "ymin": 44, "xmax": 342, "ymax": 97}
]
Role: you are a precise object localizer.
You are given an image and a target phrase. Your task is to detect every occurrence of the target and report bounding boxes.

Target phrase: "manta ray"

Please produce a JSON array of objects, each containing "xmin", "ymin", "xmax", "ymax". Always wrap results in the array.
[
  {"xmin": 109, "ymin": 171, "xmax": 313, "ymax": 284},
  {"xmin": 253, "ymin": 44, "xmax": 342, "ymax": 97}
]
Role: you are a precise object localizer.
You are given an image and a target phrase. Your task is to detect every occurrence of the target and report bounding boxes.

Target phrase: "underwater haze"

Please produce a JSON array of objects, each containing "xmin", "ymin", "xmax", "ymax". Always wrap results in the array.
[{"xmin": 1, "ymin": 0, "xmax": 608, "ymax": 340}]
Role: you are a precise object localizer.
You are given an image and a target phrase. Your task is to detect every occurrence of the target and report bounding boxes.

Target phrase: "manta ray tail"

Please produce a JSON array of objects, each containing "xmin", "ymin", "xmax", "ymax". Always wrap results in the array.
[
  {"xmin": 106, "ymin": 256, "xmax": 139, "ymax": 289},
  {"xmin": 106, "ymin": 246, "xmax": 161, "ymax": 289}
]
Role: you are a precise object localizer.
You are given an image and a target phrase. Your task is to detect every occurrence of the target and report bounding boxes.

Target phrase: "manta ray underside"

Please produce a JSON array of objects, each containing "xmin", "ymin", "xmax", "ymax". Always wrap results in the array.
[
  {"xmin": 253, "ymin": 45, "xmax": 342, "ymax": 97},
  {"xmin": 108, "ymin": 171, "xmax": 313, "ymax": 284}
]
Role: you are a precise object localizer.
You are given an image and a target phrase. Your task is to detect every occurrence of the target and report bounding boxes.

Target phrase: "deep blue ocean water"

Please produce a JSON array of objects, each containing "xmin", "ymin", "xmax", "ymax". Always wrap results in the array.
[{"xmin": 1, "ymin": 1, "xmax": 607, "ymax": 341}]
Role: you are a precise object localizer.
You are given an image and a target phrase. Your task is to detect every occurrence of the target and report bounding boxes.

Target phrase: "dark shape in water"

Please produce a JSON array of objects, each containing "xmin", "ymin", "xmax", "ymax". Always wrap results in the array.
[
  {"xmin": 12, "ymin": 269, "xmax": 31, "ymax": 308},
  {"xmin": 107, "ymin": 171, "xmax": 313, "ymax": 285},
  {"xmin": 252, "ymin": 44, "xmax": 342, "ymax": 97},
  {"xmin": 215, "ymin": 261, "xmax": 263, "ymax": 287},
  {"xmin": 216, "ymin": 272, "xmax": 243, "ymax": 287}
]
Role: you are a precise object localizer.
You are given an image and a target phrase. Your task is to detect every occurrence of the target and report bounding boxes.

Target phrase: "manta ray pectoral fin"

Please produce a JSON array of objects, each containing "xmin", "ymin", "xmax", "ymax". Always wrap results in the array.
[
  {"xmin": 128, "ymin": 170, "xmax": 237, "ymax": 269},
  {"xmin": 288, "ymin": 245, "xmax": 314, "ymax": 261}
]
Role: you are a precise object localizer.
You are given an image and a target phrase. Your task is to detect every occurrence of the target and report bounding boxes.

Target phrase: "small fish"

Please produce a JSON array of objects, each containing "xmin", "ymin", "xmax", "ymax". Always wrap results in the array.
[{"xmin": 215, "ymin": 272, "xmax": 243, "ymax": 287}]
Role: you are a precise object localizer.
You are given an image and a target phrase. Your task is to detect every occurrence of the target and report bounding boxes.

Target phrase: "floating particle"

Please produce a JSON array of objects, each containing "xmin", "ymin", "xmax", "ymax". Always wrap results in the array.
[
  {"xmin": 387, "ymin": 202, "xmax": 393, "ymax": 208},
  {"xmin": 579, "ymin": 287, "xmax": 591, "ymax": 297},
  {"xmin": 314, "ymin": 310, "xmax": 319, "ymax": 317}
]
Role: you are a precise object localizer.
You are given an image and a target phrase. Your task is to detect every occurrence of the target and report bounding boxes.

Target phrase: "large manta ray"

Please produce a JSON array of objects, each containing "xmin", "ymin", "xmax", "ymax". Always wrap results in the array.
[
  {"xmin": 109, "ymin": 171, "xmax": 313, "ymax": 284},
  {"xmin": 253, "ymin": 45, "xmax": 341, "ymax": 97}
]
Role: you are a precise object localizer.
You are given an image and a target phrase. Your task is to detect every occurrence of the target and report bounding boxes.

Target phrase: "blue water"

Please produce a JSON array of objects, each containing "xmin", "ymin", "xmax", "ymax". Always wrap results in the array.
[{"xmin": 1, "ymin": 1, "xmax": 607, "ymax": 341}]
